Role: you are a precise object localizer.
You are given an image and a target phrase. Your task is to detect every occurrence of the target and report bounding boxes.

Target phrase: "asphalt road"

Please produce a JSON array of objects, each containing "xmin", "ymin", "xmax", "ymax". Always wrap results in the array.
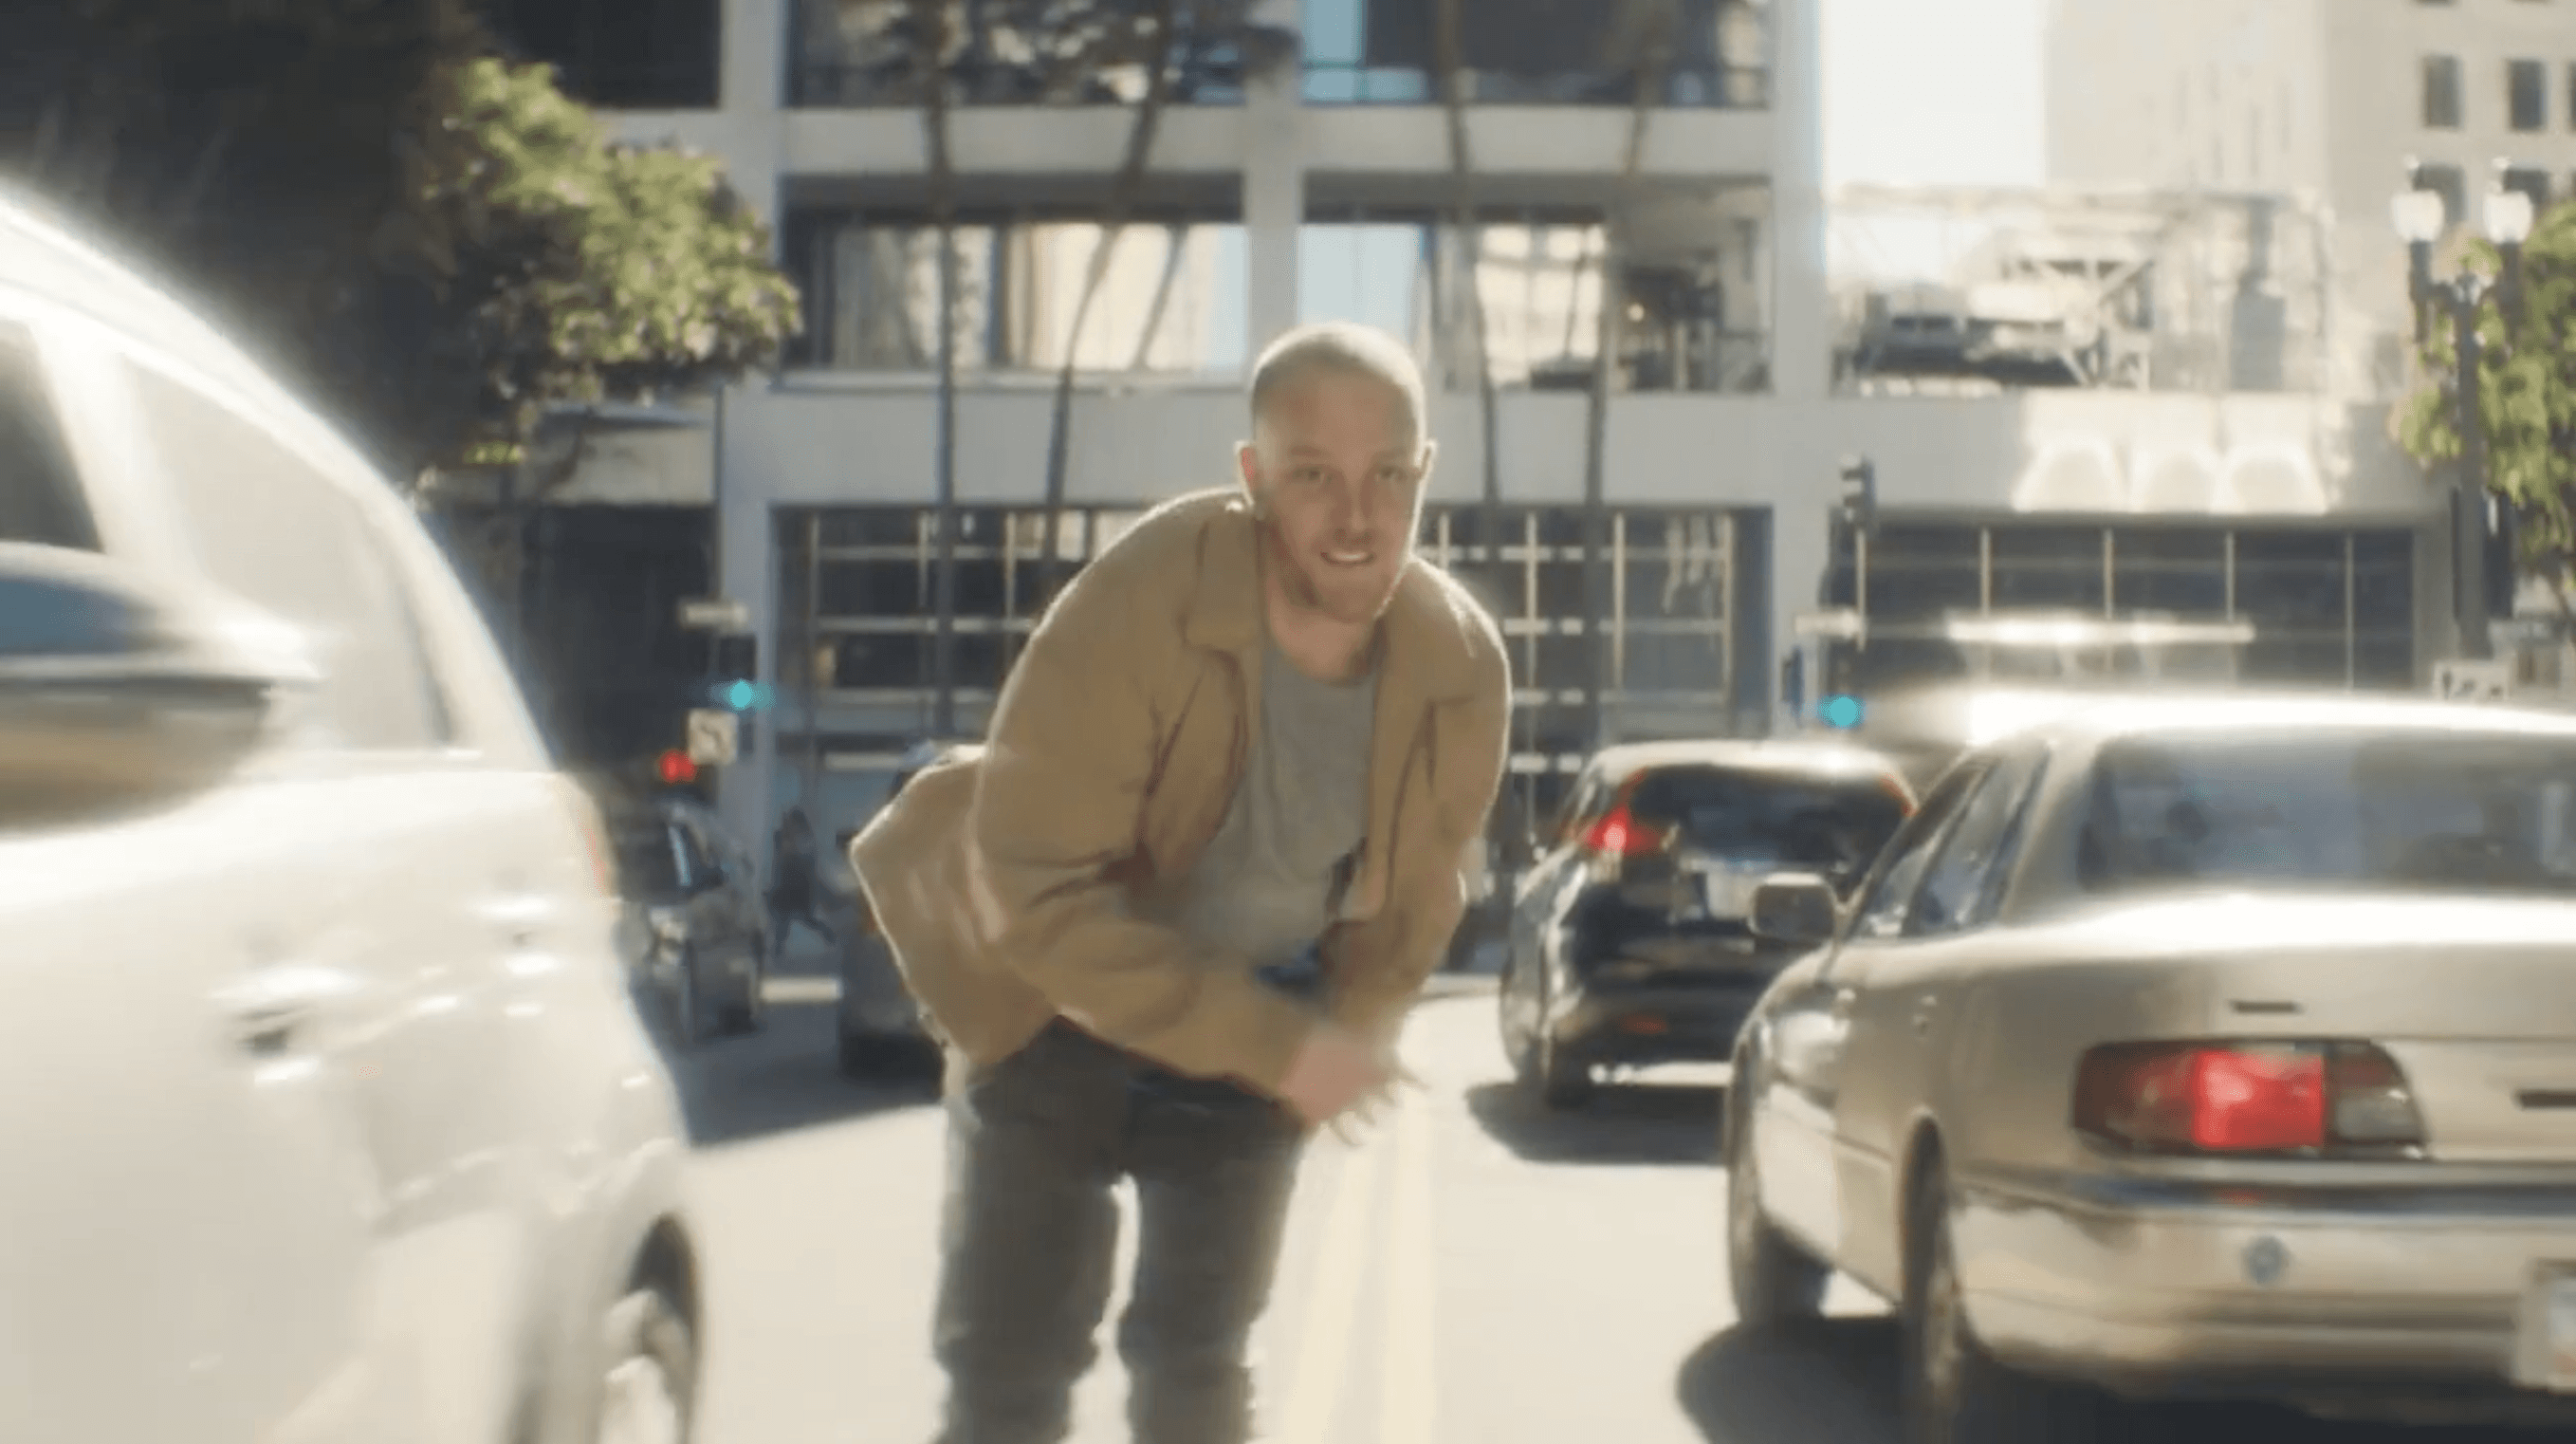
[{"xmin": 657, "ymin": 957, "xmax": 2546, "ymax": 1444}]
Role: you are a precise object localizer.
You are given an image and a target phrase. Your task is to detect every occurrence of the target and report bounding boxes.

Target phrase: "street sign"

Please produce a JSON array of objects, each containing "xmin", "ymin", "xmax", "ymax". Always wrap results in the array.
[
  {"xmin": 2434, "ymin": 658, "xmax": 2512, "ymax": 704},
  {"xmin": 678, "ymin": 596, "xmax": 750, "ymax": 633},
  {"xmin": 685, "ymin": 708, "xmax": 740, "ymax": 766}
]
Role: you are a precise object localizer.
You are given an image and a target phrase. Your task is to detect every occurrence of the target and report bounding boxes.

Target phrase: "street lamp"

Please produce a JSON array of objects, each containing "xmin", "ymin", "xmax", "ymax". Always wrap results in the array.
[{"xmin": 2392, "ymin": 164, "xmax": 2533, "ymax": 660}]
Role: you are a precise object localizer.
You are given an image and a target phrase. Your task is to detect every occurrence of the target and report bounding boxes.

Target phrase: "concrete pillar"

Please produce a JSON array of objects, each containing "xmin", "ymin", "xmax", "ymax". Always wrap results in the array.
[
  {"xmin": 712, "ymin": 385, "xmax": 780, "ymax": 861},
  {"xmin": 723, "ymin": 0, "xmax": 787, "ymax": 114},
  {"xmin": 1766, "ymin": 0, "xmax": 1831, "ymax": 731},
  {"xmin": 1243, "ymin": 0, "xmax": 1306, "ymax": 352}
]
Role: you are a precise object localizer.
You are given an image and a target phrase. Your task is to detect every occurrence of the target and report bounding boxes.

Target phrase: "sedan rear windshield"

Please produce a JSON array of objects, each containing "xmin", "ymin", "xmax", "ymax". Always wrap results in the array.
[
  {"xmin": 2080, "ymin": 730, "xmax": 2576, "ymax": 896},
  {"xmin": 1628, "ymin": 767, "xmax": 1910, "ymax": 879}
]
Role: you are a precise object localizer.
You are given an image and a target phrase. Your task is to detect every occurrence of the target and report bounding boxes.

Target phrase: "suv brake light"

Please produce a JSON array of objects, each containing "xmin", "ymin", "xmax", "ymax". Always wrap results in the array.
[
  {"xmin": 1581, "ymin": 803, "xmax": 1666, "ymax": 858},
  {"xmin": 2072, "ymin": 1040, "xmax": 2426, "ymax": 1157}
]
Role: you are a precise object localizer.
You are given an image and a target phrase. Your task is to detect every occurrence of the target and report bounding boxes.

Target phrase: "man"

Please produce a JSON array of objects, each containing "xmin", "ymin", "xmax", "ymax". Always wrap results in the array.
[{"xmin": 851, "ymin": 321, "xmax": 1511, "ymax": 1444}]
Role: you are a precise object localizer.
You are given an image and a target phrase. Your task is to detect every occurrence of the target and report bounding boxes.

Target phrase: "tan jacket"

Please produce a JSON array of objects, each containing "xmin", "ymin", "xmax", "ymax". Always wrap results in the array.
[{"xmin": 849, "ymin": 488, "xmax": 1512, "ymax": 1095}]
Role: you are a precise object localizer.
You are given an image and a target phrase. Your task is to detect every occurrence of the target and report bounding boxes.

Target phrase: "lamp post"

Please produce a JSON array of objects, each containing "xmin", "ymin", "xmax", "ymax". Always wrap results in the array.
[{"xmin": 2393, "ymin": 168, "xmax": 2534, "ymax": 661}]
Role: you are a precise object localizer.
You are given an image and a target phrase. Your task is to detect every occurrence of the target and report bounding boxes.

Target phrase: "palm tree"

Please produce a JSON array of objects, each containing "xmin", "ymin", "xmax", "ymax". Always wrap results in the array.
[
  {"xmin": 1037, "ymin": 0, "xmax": 1187, "ymax": 606},
  {"xmin": 1580, "ymin": 0, "xmax": 1675, "ymax": 749},
  {"xmin": 908, "ymin": 0, "xmax": 964, "ymax": 737},
  {"xmin": 1434, "ymin": 0, "xmax": 1523, "ymax": 853}
]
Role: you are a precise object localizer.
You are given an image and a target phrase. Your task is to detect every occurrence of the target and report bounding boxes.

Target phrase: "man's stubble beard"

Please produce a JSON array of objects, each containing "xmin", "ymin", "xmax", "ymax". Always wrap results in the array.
[{"xmin": 1258, "ymin": 516, "xmax": 1401, "ymax": 629}]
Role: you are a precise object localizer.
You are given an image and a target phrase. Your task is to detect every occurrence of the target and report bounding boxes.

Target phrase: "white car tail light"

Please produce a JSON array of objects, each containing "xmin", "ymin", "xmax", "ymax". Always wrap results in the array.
[{"xmin": 2072, "ymin": 1040, "xmax": 2427, "ymax": 1157}]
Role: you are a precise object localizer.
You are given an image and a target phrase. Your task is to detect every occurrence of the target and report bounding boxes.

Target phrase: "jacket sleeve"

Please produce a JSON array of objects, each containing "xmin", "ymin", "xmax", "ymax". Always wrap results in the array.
[
  {"xmin": 1328, "ymin": 642, "xmax": 1514, "ymax": 1045},
  {"xmin": 959, "ymin": 564, "xmax": 1319, "ymax": 1094}
]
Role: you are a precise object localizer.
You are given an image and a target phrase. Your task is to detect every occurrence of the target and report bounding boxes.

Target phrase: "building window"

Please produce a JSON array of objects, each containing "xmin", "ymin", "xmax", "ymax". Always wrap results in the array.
[
  {"xmin": 2422, "ymin": 54, "xmax": 2463, "ymax": 129},
  {"xmin": 2510, "ymin": 59, "xmax": 2548, "ymax": 131},
  {"xmin": 774, "ymin": 501, "xmax": 1760, "ymax": 829},
  {"xmin": 1303, "ymin": 0, "xmax": 1772, "ymax": 108},
  {"xmin": 790, "ymin": 0, "xmax": 1252, "ymax": 107},
  {"xmin": 1300, "ymin": 207, "xmax": 1771, "ymax": 394},
  {"xmin": 2504, "ymin": 166, "xmax": 2554, "ymax": 210},
  {"xmin": 1832, "ymin": 521, "xmax": 2418, "ymax": 694},
  {"xmin": 782, "ymin": 212, "xmax": 1248, "ymax": 375}
]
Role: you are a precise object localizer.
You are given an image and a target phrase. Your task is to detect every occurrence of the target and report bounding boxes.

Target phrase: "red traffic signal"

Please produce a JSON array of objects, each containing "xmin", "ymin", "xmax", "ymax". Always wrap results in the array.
[{"xmin": 654, "ymin": 749, "xmax": 698, "ymax": 787}]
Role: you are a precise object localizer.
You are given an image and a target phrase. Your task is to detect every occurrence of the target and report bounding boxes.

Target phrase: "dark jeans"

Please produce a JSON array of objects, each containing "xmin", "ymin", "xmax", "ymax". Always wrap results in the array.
[{"xmin": 931, "ymin": 1020, "xmax": 1307, "ymax": 1444}]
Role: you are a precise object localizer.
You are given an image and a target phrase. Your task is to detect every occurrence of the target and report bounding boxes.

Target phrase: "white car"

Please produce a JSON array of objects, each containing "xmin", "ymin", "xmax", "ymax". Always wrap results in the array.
[{"xmin": 0, "ymin": 185, "xmax": 702, "ymax": 1443}]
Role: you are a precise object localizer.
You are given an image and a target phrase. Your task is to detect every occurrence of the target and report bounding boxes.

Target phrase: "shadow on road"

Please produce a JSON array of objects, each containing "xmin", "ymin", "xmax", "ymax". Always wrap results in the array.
[
  {"xmin": 1675, "ymin": 1319, "xmax": 2537, "ymax": 1444},
  {"xmin": 663, "ymin": 993, "xmax": 940, "ymax": 1150},
  {"xmin": 1463, "ymin": 1079, "xmax": 1723, "ymax": 1166},
  {"xmin": 1677, "ymin": 1320, "xmax": 1903, "ymax": 1443}
]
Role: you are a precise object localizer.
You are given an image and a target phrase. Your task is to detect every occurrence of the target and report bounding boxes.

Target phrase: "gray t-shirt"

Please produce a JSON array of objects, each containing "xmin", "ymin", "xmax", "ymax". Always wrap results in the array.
[{"xmin": 1142, "ymin": 640, "xmax": 1377, "ymax": 972}]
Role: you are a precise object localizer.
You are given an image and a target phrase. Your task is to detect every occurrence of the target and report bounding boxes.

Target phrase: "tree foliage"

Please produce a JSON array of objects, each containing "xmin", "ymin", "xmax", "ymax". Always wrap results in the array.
[
  {"xmin": 0, "ymin": 0, "xmax": 799, "ymax": 486},
  {"xmin": 386, "ymin": 53, "xmax": 802, "ymax": 472},
  {"xmin": 2395, "ymin": 202, "xmax": 2576, "ymax": 608}
]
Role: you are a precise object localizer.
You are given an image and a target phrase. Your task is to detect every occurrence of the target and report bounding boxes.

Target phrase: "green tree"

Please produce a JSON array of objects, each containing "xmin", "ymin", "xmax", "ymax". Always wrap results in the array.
[
  {"xmin": 2395, "ymin": 208, "xmax": 2576, "ymax": 618},
  {"xmin": 384, "ymin": 53, "xmax": 801, "ymax": 477}
]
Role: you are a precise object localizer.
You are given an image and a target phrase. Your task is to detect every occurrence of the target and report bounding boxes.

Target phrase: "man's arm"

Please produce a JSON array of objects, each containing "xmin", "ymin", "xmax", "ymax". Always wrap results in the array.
[{"xmin": 962, "ymin": 563, "xmax": 1319, "ymax": 1094}]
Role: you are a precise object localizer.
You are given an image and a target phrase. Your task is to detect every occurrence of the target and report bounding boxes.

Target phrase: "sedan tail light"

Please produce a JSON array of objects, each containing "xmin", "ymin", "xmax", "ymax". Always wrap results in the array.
[{"xmin": 2072, "ymin": 1041, "xmax": 2427, "ymax": 1157}]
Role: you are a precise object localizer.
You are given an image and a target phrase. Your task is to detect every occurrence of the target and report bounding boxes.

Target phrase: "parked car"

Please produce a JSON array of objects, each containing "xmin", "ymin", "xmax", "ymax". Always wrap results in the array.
[
  {"xmin": 605, "ymin": 788, "xmax": 770, "ymax": 1049},
  {"xmin": 834, "ymin": 742, "xmax": 979, "ymax": 1077},
  {"xmin": 1499, "ymin": 739, "xmax": 1915, "ymax": 1108},
  {"xmin": 0, "ymin": 182, "xmax": 701, "ymax": 1443},
  {"xmin": 1725, "ymin": 695, "xmax": 2576, "ymax": 1438}
]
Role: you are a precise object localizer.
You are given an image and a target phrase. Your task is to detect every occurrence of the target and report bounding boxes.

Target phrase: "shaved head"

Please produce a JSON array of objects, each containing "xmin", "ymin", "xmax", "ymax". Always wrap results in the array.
[{"xmin": 1247, "ymin": 322, "xmax": 1428, "ymax": 450}]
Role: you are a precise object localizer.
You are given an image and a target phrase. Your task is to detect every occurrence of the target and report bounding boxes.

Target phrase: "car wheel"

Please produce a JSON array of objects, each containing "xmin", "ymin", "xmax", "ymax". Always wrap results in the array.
[
  {"xmin": 596, "ymin": 1283, "xmax": 695, "ymax": 1444},
  {"xmin": 1725, "ymin": 1090, "xmax": 1831, "ymax": 1327},
  {"xmin": 1500, "ymin": 953, "xmax": 1538, "ymax": 1082},
  {"xmin": 718, "ymin": 943, "xmax": 766, "ymax": 1036},
  {"xmin": 667, "ymin": 952, "xmax": 706, "ymax": 1052},
  {"xmin": 1903, "ymin": 1161, "xmax": 2105, "ymax": 1444},
  {"xmin": 1534, "ymin": 1014, "xmax": 1593, "ymax": 1111}
]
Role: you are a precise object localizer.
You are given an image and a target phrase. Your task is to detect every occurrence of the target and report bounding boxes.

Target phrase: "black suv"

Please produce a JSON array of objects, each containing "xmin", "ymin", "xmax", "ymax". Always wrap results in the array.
[{"xmin": 1498, "ymin": 740, "xmax": 1914, "ymax": 1108}]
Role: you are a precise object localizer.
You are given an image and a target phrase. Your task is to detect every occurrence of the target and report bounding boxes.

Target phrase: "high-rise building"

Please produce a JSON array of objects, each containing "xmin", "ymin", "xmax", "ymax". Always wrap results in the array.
[{"xmin": 2045, "ymin": 0, "xmax": 2576, "ymax": 398}]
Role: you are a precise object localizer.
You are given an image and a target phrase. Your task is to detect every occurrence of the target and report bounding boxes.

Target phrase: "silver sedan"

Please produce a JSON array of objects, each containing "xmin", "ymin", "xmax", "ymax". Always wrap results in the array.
[{"xmin": 1722, "ymin": 694, "xmax": 2576, "ymax": 1440}]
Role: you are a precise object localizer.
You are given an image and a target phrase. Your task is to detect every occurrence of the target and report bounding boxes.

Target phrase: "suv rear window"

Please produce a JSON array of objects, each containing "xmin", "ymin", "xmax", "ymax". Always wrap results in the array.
[
  {"xmin": 0, "ymin": 323, "xmax": 99, "ymax": 550},
  {"xmin": 1628, "ymin": 766, "xmax": 1910, "ymax": 879},
  {"xmin": 613, "ymin": 824, "xmax": 684, "ymax": 896}
]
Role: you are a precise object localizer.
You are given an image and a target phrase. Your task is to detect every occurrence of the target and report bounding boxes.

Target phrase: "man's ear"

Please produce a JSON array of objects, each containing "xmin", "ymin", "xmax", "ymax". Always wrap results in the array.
[
  {"xmin": 1416, "ymin": 437, "xmax": 1440, "ymax": 482},
  {"xmin": 1236, "ymin": 440, "xmax": 1260, "ymax": 493}
]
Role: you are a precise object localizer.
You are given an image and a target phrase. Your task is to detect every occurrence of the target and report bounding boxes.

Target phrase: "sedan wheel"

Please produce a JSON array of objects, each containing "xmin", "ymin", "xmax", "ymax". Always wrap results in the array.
[
  {"xmin": 718, "ymin": 942, "xmax": 766, "ymax": 1036},
  {"xmin": 1903, "ymin": 1163, "xmax": 2105, "ymax": 1444},
  {"xmin": 597, "ymin": 1285, "xmax": 694, "ymax": 1444},
  {"xmin": 1725, "ymin": 1096, "xmax": 1830, "ymax": 1327}
]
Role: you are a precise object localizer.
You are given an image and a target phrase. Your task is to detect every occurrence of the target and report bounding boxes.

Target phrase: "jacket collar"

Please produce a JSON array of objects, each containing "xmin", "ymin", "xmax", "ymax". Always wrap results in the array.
[{"xmin": 1180, "ymin": 491, "xmax": 1486, "ymax": 703}]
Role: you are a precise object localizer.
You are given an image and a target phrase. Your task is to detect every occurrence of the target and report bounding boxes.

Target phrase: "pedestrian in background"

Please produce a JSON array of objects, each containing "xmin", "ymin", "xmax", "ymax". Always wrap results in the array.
[
  {"xmin": 767, "ymin": 805, "xmax": 837, "ymax": 960},
  {"xmin": 852, "ymin": 320, "xmax": 1511, "ymax": 1444}
]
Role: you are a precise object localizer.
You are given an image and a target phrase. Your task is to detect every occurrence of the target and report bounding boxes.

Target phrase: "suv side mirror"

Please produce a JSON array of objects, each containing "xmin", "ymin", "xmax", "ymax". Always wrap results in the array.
[
  {"xmin": 0, "ymin": 542, "xmax": 302, "ymax": 826},
  {"xmin": 1749, "ymin": 872, "xmax": 1840, "ymax": 947}
]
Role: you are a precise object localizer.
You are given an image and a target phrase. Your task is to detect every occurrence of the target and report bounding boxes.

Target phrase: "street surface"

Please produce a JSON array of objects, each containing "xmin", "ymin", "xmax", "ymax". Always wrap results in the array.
[{"xmin": 664, "ymin": 948, "xmax": 2537, "ymax": 1444}]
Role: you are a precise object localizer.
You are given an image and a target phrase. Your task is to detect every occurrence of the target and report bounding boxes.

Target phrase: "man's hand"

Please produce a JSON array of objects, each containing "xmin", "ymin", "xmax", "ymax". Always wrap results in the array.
[{"xmin": 1277, "ymin": 1021, "xmax": 1393, "ymax": 1127}]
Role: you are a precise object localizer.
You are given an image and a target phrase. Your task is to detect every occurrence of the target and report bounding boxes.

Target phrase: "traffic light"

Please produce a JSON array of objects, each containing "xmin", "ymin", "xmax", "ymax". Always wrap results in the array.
[
  {"xmin": 654, "ymin": 749, "xmax": 698, "ymax": 787},
  {"xmin": 707, "ymin": 633, "xmax": 773, "ymax": 712},
  {"xmin": 1818, "ymin": 694, "xmax": 1864, "ymax": 730},
  {"xmin": 2487, "ymin": 498, "xmax": 2517, "ymax": 620},
  {"xmin": 1836, "ymin": 454, "xmax": 1877, "ymax": 530}
]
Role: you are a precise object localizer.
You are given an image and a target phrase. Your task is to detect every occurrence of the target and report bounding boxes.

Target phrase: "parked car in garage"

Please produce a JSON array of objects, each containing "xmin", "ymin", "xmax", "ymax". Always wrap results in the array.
[
  {"xmin": 1725, "ymin": 695, "xmax": 2576, "ymax": 1438},
  {"xmin": 0, "ymin": 181, "xmax": 700, "ymax": 1443},
  {"xmin": 1499, "ymin": 739, "xmax": 1915, "ymax": 1108},
  {"xmin": 834, "ymin": 741, "xmax": 980, "ymax": 1077},
  {"xmin": 604, "ymin": 788, "xmax": 770, "ymax": 1050}
]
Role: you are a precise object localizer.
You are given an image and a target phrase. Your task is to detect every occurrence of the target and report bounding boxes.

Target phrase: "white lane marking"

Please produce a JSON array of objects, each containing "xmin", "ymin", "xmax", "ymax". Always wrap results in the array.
[
  {"xmin": 1275, "ymin": 1132, "xmax": 1384, "ymax": 1444},
  {"xmin": 1379, "ymin": 1092, "xmax": 1437, "ymax": 1444}
]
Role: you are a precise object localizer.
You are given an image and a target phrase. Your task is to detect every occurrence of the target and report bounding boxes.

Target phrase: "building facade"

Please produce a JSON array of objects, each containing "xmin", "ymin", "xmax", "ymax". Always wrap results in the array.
[
  {"xmin": 2045, "ymin": 0, "xmax": 2576, "ymax": 399},
  {"xmin": 558, "ymin": 0, "xmax": 2453, "ymax": 852}
]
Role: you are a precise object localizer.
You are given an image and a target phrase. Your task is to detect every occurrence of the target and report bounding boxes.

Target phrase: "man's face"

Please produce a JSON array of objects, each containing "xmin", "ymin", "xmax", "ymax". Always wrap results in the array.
[{"xmin": 1237, "ymin": 369, "xmax": 1431, "ymax": 628}]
